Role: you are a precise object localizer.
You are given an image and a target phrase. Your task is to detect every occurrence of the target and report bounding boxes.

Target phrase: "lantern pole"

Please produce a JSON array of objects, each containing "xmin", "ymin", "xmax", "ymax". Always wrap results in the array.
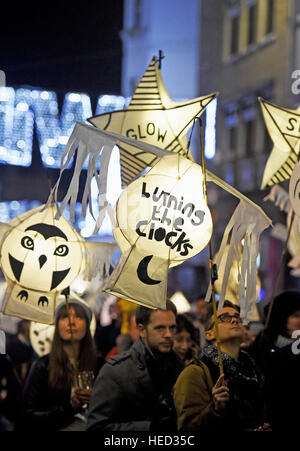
[
  {"xmin": 198, "ymin": 117, "xmax": 224, "ymax": 376},
  {"xmin": 265, "ymin": 209, "xmax": 295, "ymax": 329},
  {"xmin": 64, "ymin": 293, "xmax": 80, "ymax": 386}
]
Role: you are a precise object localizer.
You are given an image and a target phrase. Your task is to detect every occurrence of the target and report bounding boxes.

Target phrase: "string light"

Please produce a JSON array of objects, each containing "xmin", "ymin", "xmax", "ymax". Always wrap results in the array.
[
  {"xmin": 0, "ymin": 88, "xmax": 217, "ymax": 167},
  {"xmin": 0, "ymin": 88, "xmax": 125, "ymax": 168},
  {"xmin": 0, "ymin": 88, "xmax": 217, "ymax": 238}
]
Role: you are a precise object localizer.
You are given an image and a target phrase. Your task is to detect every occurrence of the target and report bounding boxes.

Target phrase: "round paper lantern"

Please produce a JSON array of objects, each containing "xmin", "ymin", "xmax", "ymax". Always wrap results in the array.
[
  {"xmin": 0, "ymin": 204, "xmax": 84, "ymax": 294},
  {"xmin": 113, "ymin": 153, "xmax": 213, "ymax": 268}
]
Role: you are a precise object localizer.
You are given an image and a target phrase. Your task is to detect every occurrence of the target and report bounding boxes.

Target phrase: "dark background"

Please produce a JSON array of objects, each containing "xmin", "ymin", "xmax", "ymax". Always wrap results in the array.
[
  {"xmin": 0, "ymin": 2, "xmax": 124, "ymax": 95},
  {"xmin": 0, "ymin": 1, "xmax": 124, "ymax": 203}
]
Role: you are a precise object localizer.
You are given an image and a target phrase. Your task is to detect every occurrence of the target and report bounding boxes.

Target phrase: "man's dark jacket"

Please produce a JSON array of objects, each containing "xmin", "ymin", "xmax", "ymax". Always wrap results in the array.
[{"xmin": 87, "ymin": 337, "xmax": 184, "ymax": 431}]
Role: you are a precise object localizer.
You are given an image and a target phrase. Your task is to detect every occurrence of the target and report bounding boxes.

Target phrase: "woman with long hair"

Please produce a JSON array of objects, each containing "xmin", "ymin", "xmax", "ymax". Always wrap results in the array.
[{"xmin": 20, "ymin": 298, "xmax": 103, "ymax": 431}]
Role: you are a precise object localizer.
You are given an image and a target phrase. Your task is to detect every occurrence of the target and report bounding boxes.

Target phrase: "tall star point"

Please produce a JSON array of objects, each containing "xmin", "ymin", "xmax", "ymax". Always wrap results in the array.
[{"xmin": 88, "ymin": 56, "xmax": 217, "ymax": 186}]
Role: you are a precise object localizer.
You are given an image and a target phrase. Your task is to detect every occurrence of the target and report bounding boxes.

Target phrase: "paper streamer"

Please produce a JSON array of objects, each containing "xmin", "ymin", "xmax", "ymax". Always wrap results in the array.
[
  {"xmin": 47, "ymin": 122, "xmax": 170, "ymax": 233},
  {"xmin": 83, "ymin": 241, "xmax": 117, "ymax": 280},
  {"xmin": 205, "ymin": 200, "xmax": 271, "ymax": 324}
]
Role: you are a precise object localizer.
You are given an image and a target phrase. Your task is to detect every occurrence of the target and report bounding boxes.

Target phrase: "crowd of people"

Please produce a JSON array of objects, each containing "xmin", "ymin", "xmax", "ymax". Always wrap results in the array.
[{"xmin": 0, "ymin": 289, "xmax": 300, "ymax": 432}]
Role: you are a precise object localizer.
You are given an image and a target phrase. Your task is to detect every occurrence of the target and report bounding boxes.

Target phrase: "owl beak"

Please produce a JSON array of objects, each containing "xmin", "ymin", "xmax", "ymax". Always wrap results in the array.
[{"xmin": 39, "ymin": 255, "xmax": 47, "ymax": 268}]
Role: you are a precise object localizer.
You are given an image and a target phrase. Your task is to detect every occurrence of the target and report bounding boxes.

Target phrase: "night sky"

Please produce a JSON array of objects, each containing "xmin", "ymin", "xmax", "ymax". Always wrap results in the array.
[
  {"xmin": 0, "ymin": 1, "xmax": 124, "ymax": 203},
  {"xmin": 0, "ymin": 1, "xmax": 124, "ymax": 95}
]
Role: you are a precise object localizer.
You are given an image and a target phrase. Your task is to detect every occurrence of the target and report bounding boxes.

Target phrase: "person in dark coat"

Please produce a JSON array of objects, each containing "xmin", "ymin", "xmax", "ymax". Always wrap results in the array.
[
  {"xmin": 20, "ymin": 299, "xmax": 104, "ymax": 431},
  {"xmin": 6, "ymin": 319, "xmax": 37, "ymax": 388},
  {"xmin": 251, "ymin": 290, "xmax": 300, "ymax": 375},
  {"xmin": 264, "ymin": 340, "xmax": 300, "ymax": 431},
  {"xmin": 0, "ymin": 354, "xmax": 22, "ymax": 431},
  {"xmin": 87, "ymin": 300, "xmax": 184, "ymax": 432}
]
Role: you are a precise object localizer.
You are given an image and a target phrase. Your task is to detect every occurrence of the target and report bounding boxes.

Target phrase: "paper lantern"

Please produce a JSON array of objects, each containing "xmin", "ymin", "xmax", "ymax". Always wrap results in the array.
[
  {"xmin": 259, "ymin": 98, "xmax": 300, "ymax": 189},
  {"xmin": 48, "ymin": 121, "xmax": 272, "ymax": 238},
  {"xmin": 45, "ymin": 123, "xmax": 271, "ymax": 313},
  {"xmin": 0, "ymin": 204, "xmax": 116, "ymax": 323},
  {"xmin": 115, "ymin": 153, "xmax": 212, "ymax": 265},
  {"xmin": 89, "ymin": 55, "xmax": 217, "ymax": 187},
  {"xmin": 104, "ymin": 153, "xmax": 213, "ymax": 309}
]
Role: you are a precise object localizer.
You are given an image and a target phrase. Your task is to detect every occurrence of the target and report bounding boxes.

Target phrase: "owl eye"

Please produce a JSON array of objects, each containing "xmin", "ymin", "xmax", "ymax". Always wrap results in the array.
[
  {"xmin": 54, "ymin": 244, "xmax": 69, "ymax": 257},
  {"xmin": 21, "ymin": 236, "xmax": 34, "ymax": 250}
]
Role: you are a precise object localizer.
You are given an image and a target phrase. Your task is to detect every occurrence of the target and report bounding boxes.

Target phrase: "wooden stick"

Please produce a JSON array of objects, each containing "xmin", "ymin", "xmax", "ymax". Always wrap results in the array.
[
  {"xmin": 198, "ymin": 118, "xmax": 224, "ymax": 375},
  {"xmin": 64, "ymin": 294, "xmax": 80, "ymax": 386}
]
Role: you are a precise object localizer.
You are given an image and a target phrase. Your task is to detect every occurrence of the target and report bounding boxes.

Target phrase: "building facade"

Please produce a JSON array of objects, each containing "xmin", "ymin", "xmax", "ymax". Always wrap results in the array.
[
  {"xmin": 199, "ymin": 0, "xmax": 300, "ymax": 303},
  {"xmin": 121, "ymin": 0, "xmax": 300, "ymax": 307},
  {"xmin": 121, "ymin": 0, "xmax": 201, "ymax": 100}
]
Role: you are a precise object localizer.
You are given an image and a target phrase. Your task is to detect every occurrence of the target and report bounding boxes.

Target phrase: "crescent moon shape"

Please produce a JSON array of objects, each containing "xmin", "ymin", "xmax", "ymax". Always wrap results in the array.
[{"xmin": 137, "ymin": 255, "xmax": 161, "ymax": 285}]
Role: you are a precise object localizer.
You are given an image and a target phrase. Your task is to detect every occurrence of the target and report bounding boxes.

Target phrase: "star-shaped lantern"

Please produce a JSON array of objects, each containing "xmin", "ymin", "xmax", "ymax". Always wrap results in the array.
[
  {"xmin": 88, "ymin": 55, "xmax": 217, "ymax": 187},
  {"xmin": 260, "ymin": 97, "xmax": 300, "ymax": 189}
]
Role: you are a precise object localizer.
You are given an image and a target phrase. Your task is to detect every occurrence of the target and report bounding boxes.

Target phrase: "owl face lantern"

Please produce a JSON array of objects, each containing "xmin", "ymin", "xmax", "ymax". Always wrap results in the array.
[
  {"xmin": 0, "ymin": 204, "xmax": 85, "ymax": 324},
  {"xmin": 105, "ymin": 153, "xmax": 213, "ymax": 309}
]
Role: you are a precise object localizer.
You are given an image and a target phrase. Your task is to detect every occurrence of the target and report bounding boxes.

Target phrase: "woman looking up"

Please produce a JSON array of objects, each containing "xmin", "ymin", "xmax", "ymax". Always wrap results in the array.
[{"xmin": 20, "ymin": 298, "xmax": 103, "ymax": 431}]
